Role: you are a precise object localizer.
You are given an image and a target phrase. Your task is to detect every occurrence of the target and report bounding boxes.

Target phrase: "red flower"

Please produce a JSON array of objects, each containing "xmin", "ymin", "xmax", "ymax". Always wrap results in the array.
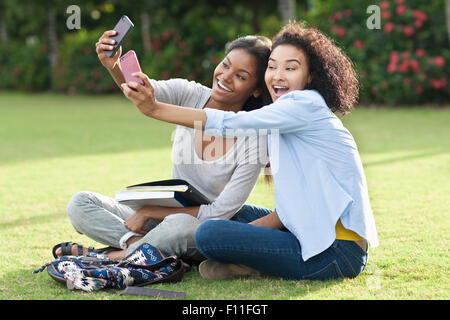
[
  {"xmin": 399, "ymin": 61, "xmax": 409, "ymax": 74},
  {"xmin": 384, "ymin": 22, "xmax": 395, "ymax": 34},
  {"xmin": 334, "ymin": 11, "xmax": 343, "ymax": 20},
  {"xmin": 344, "ymin": 9, "xmax": 352, "ymax": 16},
  {"xmin": 390, "ymin": 51, "xmax": 399, "ymax": 64},
  {"xmin": 353, "ymin": 40, "xmax": 363, "ymax": 50},
  {"xmin": 409, "ymin": 60, "xmax": 420, "ymax": 74},
  {"xmin": 380, "ymin": 1, "xmax": 390, "ymax": 10},
  {"xmin": 430, "ymin": 77, "xmax": 447, "ymax": 90},
  {"xmin": 434, "ymin": 56, "xmax": 445, "ymax": 67},
  {"xmin": 331, "ymin": 25, "xmax": 346, "ymax": 37},
  {"xmin": 415, "ymin": 49, "xmax": 425, "ymax": 57},
  {"xmin": 403, "ymin": 26, "xmax": 414, "ymax": 37},
  {"xmin": 414, "ymin": 20, "xmax": 424, "ymax": 28},
  {"xmin": 382, "ymin": 11, "xmax": 391, "ymax": 19},
  {"xmin": 387, "ymin": 64, "xmax": 397, "ymax": 73},
  {"xmin": 371, "ymin": 86, "xmax": 377, "ymax": 95},
  {"xmin": 414, "ymin": 83, "xmax": 423, "ymax": 95},
  {"xmin": 396, "ymin": 0, "xmax": 405, "ymax": 4},
  {"xmin": 413, "ymin": 10, "xmax": 428, "ymax": 21},
  {"xmin": 396, "ymin": 5, "xmax": 407, "ymax": 15}
]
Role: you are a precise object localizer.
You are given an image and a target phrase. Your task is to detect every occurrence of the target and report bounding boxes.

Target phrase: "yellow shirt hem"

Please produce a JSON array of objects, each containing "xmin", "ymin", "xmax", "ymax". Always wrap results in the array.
[{"xmin": 335, "ymin": 219, "xmax": 363, "ymax": 241}]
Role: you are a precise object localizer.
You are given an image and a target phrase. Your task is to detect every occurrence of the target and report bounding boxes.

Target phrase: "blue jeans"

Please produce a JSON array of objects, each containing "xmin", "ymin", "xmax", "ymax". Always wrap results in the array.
[{"xmin": 196, "ymin": 204, "xmax": 368, "ymax": 280}]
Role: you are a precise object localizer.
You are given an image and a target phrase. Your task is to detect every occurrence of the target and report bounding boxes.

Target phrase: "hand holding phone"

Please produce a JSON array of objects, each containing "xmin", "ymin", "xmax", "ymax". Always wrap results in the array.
[
  {"xmin": 120, "ymin": 50, "xmax": 145, "ymax": 90},
  {"xmin": 96, "ymin": 30, "xmax": 122, "ymax": 69},
  {"xmin": 104, "ymin": 15, "xmax": 134, "ymax": 58}
]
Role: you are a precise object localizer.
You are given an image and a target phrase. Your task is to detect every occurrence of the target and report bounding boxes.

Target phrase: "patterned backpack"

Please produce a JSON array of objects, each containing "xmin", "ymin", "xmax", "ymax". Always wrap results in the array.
[{"xmin": 34, "ymin": 243, "xmax": 186, "ymax": 297}]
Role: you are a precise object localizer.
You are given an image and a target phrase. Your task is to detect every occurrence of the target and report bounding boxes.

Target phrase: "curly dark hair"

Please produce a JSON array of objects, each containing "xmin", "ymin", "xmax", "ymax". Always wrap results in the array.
[{"xmin": 272, "ymin": 21, "xmax": 359, "ymax": 115}]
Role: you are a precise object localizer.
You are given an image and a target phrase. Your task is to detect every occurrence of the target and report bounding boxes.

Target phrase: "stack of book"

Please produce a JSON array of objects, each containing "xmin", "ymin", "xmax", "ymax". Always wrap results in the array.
[{"xmin": 115, "ymin": 179, "xmax": 211, "ymax": 210}]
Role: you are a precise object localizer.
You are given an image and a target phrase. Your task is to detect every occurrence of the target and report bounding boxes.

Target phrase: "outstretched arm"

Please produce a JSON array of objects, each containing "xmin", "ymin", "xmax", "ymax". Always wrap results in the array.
[
  {"xmin": 123, "ymin": 72, "xmax": 316, "ymax": 137},
  {"xmin": 122, "ymin": 72, "xmax": 207, "ymax": 129}
]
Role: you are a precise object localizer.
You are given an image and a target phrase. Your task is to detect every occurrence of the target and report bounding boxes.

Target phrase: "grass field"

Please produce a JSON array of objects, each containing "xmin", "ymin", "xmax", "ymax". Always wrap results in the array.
[{"xmin": 0, "ymin": 92, "xmax": 448, "ymax": 300}]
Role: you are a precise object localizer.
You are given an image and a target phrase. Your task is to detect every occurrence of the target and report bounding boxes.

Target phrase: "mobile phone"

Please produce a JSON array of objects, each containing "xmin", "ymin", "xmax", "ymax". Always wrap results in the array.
[
  {"xmin": 104, "ymin": 15, "xmax": 134, "ymax": 58},
  {"xmin": 120, "ymin": 50, "xmax": 145, "ymax": 89}
]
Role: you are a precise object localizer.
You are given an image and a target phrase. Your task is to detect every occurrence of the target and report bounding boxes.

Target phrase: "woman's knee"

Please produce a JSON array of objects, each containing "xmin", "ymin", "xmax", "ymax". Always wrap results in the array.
[
  {"xmin": 66, "ymin": 191, "xmax": 92, "ymax": 220},
  {"xmin": 194, "ymin": 220, "xmax": 227, "ymax": 249},
  {"xmin": 146, "ymin": 214, "xmax": 201, "ymax": 256},
  {"xmin": 161, "ymin": 213, "xmax": 201, "ymax": 240}
]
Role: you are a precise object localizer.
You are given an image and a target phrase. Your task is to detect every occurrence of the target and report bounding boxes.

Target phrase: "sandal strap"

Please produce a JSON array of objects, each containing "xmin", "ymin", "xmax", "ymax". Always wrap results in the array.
[
  {"xmin": 77, "ymin": 244, "xmax": 84, "ymax": 256},
  {"xmin": 60, "ymin": 242, "xmax": 75, "ymax": 256},
  {"xmin": 53, "ymin": 241, "xmax": 117, "ymax": 258}
]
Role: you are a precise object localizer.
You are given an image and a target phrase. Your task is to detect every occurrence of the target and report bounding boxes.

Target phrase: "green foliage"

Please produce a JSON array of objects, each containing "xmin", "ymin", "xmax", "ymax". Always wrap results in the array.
[
  {"xmin": 309, "ymin": 0, "xmax": 449, "ymax": 105},
  {"xmin": 54, "ymin": 28, "xmax": 118, "ymax": 94},
  {"xmin": 0, "ymin": 40, "xmax": 49, "ymax": 91},
  {"xmin": 0, "ymin": 1, "xmax": 448, "ymax": 104}
]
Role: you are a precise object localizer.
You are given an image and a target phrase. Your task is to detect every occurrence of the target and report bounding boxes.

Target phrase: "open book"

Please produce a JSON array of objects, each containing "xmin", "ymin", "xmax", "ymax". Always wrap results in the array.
[{"xmin": 115, "ymin": 179, "xmax": 211, "ymax": 210}]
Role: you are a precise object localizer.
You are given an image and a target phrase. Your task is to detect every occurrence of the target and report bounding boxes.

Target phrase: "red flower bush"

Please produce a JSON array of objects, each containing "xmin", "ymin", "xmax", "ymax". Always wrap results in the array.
[{"xmin": 314, "ymin": 0, "xmax": 449, "ymax": 105}]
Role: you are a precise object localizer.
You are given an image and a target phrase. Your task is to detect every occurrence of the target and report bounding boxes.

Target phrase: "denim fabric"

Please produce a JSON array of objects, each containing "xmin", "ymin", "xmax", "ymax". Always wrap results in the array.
[
  {"xmin": 195, "ymin": 205, "xmax": 368, "ymax": 280},
  {"xmin": 204, "ymin": 90, "xmax": 379, "ymax": 260}
]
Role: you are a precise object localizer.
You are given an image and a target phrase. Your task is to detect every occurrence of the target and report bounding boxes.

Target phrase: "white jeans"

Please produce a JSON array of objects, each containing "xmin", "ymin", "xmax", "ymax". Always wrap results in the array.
[{"xmin": 66, "ymin": 191, "xmax": 204, "ymax": 261}]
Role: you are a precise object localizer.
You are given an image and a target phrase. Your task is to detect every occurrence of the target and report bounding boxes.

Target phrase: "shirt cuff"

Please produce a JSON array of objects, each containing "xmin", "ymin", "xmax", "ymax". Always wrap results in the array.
[
  {"xmin": 204, "ymin": 108, "xmax": 225, "ymax": 136},
  {"xmin": 119, "ymin": 231, "xmax": 142, "ymax": 249}
]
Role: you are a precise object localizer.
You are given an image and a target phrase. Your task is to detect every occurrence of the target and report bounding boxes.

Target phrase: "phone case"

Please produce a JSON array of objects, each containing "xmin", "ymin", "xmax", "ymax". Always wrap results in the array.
[
  {"xmin": 120, "ymin": 50, "xmax": 145, "ymax": 86},
  {"xmin": 105, "ymin": 15, "xmax": 134, "ymax": 58}
]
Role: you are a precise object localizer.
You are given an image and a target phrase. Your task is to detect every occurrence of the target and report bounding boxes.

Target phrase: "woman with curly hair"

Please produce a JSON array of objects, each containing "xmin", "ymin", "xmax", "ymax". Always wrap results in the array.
[{"xmin": 121, "ymin": 21, "xmax": 379, "ymax": 281}]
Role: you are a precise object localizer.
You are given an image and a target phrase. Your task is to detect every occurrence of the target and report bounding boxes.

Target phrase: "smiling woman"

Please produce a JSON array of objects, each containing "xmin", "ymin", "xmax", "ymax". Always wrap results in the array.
[
  {"xmin": 53, "ymin": 33, "xmax": 272, "ymax": 262},
  {"xmin": 121, "ymin": 21, "xmax": 378, "ymax": 282},
  {"xmin": 265, "ymin": 44, "xmax": 312, "ymax": 100}
]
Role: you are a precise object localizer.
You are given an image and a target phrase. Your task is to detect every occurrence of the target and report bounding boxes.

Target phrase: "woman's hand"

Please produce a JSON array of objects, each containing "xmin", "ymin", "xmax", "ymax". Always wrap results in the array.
[
  {"xmin": 124, "ymin": 211, "xmax": 149, "ymax": 235},
  {"xmin": 121, "ymin": 72, "xmax": 158, "ymax": 117},
  {"xmin": 249, "ymin": 211, "xmax": 285, "ymax": 230},
  {"xmin": 95, "ymin": 30, "xmax": 121, "ymax": 70}
]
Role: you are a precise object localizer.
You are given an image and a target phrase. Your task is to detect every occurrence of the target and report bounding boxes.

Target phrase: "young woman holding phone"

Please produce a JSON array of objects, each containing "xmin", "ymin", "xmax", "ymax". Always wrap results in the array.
[
  {"xmin": 121, "ymin": 21, "xmax": 379, "ymax": 281},
  {"xmin": 53, "ymin": 32, "xmax": 272, "ymax": 262}
]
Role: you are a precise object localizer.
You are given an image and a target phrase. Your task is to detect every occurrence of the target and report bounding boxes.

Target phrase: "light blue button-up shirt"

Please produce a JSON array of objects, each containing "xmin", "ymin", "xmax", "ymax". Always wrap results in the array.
[{"xmin": 204, "ymin": 90, "xmax": 379, "ymax": 261}]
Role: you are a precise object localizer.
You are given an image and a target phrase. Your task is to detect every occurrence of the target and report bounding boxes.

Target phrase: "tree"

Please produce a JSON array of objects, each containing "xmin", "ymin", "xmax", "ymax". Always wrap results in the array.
[
  {"xmin": 446, "ymin": 0, "xmax": 450, "ymax": 45},
  {"xmin": 278, "ymin": 0, "xmax": 296, "ymax": 24}
]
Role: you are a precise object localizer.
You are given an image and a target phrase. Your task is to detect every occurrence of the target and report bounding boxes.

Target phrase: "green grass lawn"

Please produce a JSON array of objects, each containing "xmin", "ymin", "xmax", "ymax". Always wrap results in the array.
[{"xmin": 0, "ymin": 91, "xmax": 448, "ymax": 300}]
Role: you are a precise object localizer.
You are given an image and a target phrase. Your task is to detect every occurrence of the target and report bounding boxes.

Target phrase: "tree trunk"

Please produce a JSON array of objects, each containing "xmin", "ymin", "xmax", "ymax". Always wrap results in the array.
[
  {"xmin": 140, "ymin": 12, "xmax": 152, "ymax": 53},
  {"xmin": 48, "ymin": 8, "xmax": 58, "ymax": 90},
  {"xmin": 446, "ymin": 0, "xmax": 450, "ymax": 47},
  {"xmin": 278, "ymin": 0, "xmax": 296, "ymax": 25},
  {"xmin": 0, "ymin": 12, "xmax": 7, "ymax": 43}
]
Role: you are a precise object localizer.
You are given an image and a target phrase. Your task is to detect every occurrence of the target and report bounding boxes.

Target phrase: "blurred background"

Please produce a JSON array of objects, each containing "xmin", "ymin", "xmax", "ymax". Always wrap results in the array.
[{"xmin": 0, "ymin": 0, "xmax": 448, "ymax": 105}]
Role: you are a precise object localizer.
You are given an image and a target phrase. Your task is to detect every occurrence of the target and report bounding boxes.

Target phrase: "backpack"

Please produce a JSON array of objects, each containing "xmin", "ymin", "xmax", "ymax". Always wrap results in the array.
[{"xmin": 34, "ymin": 243, "xmax": 186, "ymax": 298}]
